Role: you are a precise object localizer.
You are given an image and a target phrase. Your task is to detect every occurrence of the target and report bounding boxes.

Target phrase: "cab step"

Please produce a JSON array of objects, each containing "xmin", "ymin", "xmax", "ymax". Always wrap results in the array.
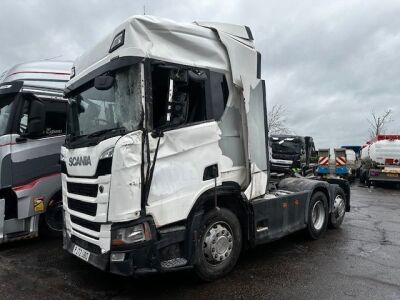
[{"xmin": 160, "ymin": 257, "xmax": 188, "ymax": 269}]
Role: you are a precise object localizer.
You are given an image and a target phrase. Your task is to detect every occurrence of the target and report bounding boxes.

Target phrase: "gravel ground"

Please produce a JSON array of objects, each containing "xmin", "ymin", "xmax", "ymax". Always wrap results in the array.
[{"xmin": 0, "ymin": 182, "xmax": 399, "ymax": 299}]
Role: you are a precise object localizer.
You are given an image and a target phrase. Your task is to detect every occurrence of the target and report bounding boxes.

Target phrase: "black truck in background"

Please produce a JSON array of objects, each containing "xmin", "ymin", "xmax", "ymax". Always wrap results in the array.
[{"xmin": 269, "ymin": 135, "xmax": 318, "ymax": 176}]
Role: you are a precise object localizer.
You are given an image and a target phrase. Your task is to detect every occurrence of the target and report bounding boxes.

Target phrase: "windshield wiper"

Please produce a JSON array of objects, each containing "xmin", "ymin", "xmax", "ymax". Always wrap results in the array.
[{"xmin": 87, "ymin": 127, "xmax": 127, "ymax": 138}]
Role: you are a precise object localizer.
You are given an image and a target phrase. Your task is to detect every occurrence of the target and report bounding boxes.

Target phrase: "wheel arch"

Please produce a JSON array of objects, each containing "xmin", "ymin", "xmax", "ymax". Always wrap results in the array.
[
  {"xmin": 185, "ymin": 181, "xmax": 250, "ymax": 262},
  {"xmin": 46, "ymin": 189, "xmax": 62, "ymax": 210},
  {"xmin": 278, "ymin": 177, "xmax": 332, "ymax": 223},
  {"xmin": 323, "ymin": 177, "xmax": 350, "ymax": 212},
  {"xmin": 0, "ymin": 187, "xmax": 18, "ymax": 220}
]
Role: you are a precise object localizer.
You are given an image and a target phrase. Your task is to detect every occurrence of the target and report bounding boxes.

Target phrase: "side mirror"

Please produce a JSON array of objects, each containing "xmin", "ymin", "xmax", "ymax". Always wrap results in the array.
[
  {"xmin": 94, "ymin": 75, "xmax": 114, "ymax": 90},
  {"xmin": 27, "ymin": 100, "xmax": 45, "ymax": 137}
]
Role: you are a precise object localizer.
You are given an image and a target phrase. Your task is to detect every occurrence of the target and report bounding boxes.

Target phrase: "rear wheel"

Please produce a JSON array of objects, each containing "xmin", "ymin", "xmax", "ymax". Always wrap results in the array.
[
  {"xmin": 306, "ymin": 191, "xmax": 328, "ymax": 240},
  {"xmin": 194, "ymin": 208, "xmax": 242, "ymax": 281},
  {"xmin": 328, "ymin": 187, "xmax": 346, "ymax": 229}
]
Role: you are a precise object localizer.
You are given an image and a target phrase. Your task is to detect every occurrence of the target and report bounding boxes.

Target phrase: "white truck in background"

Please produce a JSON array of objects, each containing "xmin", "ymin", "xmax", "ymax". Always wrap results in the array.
[
  {"xmin": 62, "ymin": 16, "xmax": 350, "ymax": 280},
  {"xmin": 0, "ymin": 61, "xmax": 71, "ymax": 243},
  {"xmin": 345, "ymin": 149, "xmax": 358, "ymax": 180},
  {"xmin": 360, "ymin": 135, "xmax": 400, "ymax": 186}
]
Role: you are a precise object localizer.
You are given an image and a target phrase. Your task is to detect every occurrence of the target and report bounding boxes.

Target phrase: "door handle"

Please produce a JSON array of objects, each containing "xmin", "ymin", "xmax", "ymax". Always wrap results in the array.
[{"xmin": 203, "ymin": 164, "xmax": 218, "ymax": 181}]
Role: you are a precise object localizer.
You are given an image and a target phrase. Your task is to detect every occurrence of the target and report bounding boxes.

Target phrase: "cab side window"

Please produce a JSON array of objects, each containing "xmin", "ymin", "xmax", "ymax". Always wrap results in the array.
[
  {"xmin": 150, "ymin": 64, "xmax": 228, "ymax": 130},
  {"xmin": 43, "ymin": 100, "xmax": 67, "ymax": 137},
  {"xmin": 18, "ymin": 97, "xmax": 66, "ymax": 138},
  {"xmin": 209, "ymin": 72, "xmax": 229, "ymax": 121}
]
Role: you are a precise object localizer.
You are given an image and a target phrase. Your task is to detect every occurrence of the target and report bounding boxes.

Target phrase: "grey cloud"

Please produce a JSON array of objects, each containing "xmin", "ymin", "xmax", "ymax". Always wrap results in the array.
[{"xmin": 1, "ymin": 0, "xmax": 399, "ymax": 148}]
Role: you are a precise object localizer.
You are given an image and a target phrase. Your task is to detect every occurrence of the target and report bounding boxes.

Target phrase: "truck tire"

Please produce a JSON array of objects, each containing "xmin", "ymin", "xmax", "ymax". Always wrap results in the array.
[
  {"xmin": 306, "ymin": 191, "xmax": 328, "ymax": 240},
  {"xmin": 328, "ymin": 187, "xmax": 346, "ymax": 229},
  {"xmin": 40, "ymin": 197, "xmax": 63, "ymax": 238},
  {"xmin": 359, "ymin": 170, "xmax": 366, "ymax": 185},
  {"xmin": 194, "ymin": 208, "xmax": 242, "ymax": 281}
]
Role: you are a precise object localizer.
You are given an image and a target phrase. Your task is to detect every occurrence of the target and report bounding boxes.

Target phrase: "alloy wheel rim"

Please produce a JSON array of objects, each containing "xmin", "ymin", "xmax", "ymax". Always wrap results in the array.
[
  {"xmin": 203, "ymin": 221, "xmax": 234, "ymax": 264},
  {"xmin": 333, "ymin": 195, "xmax": 345, "ymax": 220},
  {"xmin": 312, "ymin": 200, "xmax": 325, "ymax": 231}
]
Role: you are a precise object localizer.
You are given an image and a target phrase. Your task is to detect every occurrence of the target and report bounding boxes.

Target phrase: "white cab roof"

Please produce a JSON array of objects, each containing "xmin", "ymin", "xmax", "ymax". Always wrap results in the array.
[{"xmin": 68, "ymin": 15, "xmax": 258, "ymax": 91}]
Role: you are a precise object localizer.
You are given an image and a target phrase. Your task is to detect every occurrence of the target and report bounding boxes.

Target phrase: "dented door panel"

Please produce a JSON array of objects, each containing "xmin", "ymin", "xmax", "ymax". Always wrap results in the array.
[{"xmin": 146, "ymin": 121, "xmax": 223, "ymax": 226}]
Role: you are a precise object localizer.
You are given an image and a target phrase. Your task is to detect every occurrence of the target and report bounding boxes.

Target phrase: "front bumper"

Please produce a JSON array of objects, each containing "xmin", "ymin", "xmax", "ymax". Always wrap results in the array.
[
  {"xmin": 270, "ymin": 163, "xmax": 292, "ymax": 173},
  {"xmin": 317, "ymin": 166, "xmax": 330, "ymax": 174},
  {"xmin": 64, "ymin": 233, "xmax": 109, "ymax": 271},
  {"xmin": 63, "ymin": 219, "xmax": 160, "ymax": 277},
  {"xmin": 335, "ymin": 166, "xmax": 349, "ymax": 175},
  {"xmin": 369, "ymin": 169, "xmax": 400, "ymax": 182}
]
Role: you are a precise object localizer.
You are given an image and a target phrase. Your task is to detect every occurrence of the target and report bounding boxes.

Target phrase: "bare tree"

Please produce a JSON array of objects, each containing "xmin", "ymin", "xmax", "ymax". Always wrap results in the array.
[
  {"xmin": 367, "ymin": 109, "xmax": 392, "ymax": 140},
  {"xmin": 267, "ymin": 104, "xmax": 292, "ymax": 135}
]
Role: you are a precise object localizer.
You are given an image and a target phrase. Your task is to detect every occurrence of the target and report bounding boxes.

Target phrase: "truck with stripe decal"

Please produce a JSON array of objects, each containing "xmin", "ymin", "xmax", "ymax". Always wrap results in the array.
[
  {"xmin": 316, "ymin": 148, "xmax": 330, "ymax": 175},
  {"xmin": 334, "ymin": 148, "xmax": 349, "ymax": 178},
  {"xmin": 0, "ymin": 61, "xmax": 71, "ymax": 243},
  {"xmin": 316, "ymin": 148, "xmax": 351, "ymax": 180}
]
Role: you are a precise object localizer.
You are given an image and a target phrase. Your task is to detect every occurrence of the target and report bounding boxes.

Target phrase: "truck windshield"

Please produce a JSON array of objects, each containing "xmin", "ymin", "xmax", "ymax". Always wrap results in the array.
[
  {"xmin": 67, "ymin": 65, "xmax": 142, "ymax": 141},
  {"xmin": 271, "ymin": 140, "xmax": 300, "ymax": 154},
  {"xmin": 0, "ymin": 95, "xmax": 14, "ymax": 136}
]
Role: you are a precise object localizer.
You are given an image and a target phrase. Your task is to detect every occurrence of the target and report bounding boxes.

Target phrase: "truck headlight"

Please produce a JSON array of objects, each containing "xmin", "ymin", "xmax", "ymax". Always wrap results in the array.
[
  {"xmin": 99, "ymin": 147, "xmax": 114, "ymax": 160},
  {"xmin": 111, "ymin": 223, "xmax": 151, "ymax": 246}
]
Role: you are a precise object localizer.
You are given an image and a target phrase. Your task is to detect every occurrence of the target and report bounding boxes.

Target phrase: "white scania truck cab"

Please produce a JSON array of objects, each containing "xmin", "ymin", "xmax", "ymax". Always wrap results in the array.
[
  {"xmin": 0, "ymin": 61, "xmax": 72, "ymax": 243},
  {"xmin": 62, "ymin": 16, "xmax": 350, "ymax": 280}
]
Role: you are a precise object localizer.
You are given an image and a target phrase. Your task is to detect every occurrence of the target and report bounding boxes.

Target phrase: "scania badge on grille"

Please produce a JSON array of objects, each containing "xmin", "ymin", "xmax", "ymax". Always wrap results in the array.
[{"xmin": 69, "ymin": 156, "xmax": 92, "ymax": 167}]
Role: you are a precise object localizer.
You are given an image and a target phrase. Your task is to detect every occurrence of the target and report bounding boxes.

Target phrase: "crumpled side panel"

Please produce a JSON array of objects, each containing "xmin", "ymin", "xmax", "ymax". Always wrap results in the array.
[
  {"xmin": 244, "ymin": 80, "xmax": 269, "ymax": 199},
  {"xmin": 147, "ymin": 121, "xmax": 227, "ymax": 227}
]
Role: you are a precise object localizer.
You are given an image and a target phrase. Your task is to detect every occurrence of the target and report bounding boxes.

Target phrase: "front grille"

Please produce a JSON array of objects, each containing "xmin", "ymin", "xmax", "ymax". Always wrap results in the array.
[
  {"xmin": 272, "ymin": 153, "xmax": 300, "ymax": 160},
  {"xmin": 71, "ymin": 235, "xmax": 101, "ymax": 254},
  {"xmin": 67, "ymin": 198, "xmax": 97, "ymax": 216},
  {"xmin": 67, "ymin": 182, "xmax": 98, "ymax": 197},
  {"xmin": 70, "ymin": 215, "xmax": 101, "ymax": 232}
]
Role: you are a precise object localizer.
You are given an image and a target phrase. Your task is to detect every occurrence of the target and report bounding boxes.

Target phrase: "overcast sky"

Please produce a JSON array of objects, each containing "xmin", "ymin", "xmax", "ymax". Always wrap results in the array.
[{"xmin": 1, "ymin": 0, "xmax": 399, "ymax": 148}]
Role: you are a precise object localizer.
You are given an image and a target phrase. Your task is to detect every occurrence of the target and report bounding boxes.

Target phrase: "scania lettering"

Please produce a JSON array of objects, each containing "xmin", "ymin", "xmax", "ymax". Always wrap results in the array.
[
  {"xmin": 69, "ymin": 156, "xmax": 92, "ymax": 167},
  {"xmin": 0, "ymin": 61, "xmax": 72, "ymax": 243},
  {"xmin": 62, "ymin": 16, "xmax": 350, "ymax": 280}
]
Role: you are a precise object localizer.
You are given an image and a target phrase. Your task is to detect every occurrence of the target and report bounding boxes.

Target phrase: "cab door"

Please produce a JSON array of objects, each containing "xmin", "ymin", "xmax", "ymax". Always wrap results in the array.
[
  {"xmin": 10, "ymin": 94, "xmax": 66, "ymax": 204},
  {"xmin": 145, "ymin": 64, "xmax": 225, "ymax": 227},
  {"xmin": 0, "ymin": 82, "xmax": 25, "ymax": 191}
]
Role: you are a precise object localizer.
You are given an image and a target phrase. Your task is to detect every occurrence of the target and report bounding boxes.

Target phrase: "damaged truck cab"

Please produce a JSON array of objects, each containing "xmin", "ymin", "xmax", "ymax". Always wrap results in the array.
[{"xmin": 62, "ymin": 16, "xmax": 350, "ymax": 280}]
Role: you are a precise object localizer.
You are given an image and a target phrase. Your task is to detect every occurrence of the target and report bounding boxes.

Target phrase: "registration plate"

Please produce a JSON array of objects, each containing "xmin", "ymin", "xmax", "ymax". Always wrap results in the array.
[
  {"xmin": 72, "ymin": 245, "xmax": 90, "ymax": 262},
  {"xmin": 387, "ymin": 173, "xmax": 399, "ymax": 177}
]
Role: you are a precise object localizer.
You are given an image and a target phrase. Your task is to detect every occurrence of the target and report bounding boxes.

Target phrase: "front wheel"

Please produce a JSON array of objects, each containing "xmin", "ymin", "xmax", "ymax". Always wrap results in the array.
[
  {"xmin": 306, "ymin": 191, "xmax": 328, "ymax": 240},
  {"xmin": 328, "ymin": 187, "xmax": 346, "ymax": 229},
  {"xmin": 194, "ymin": 208, "xmax": 242, "ymax": 281},
  {"xmin": 40, "ymin": 198, "xmax": 63, "ymax": 238}
]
